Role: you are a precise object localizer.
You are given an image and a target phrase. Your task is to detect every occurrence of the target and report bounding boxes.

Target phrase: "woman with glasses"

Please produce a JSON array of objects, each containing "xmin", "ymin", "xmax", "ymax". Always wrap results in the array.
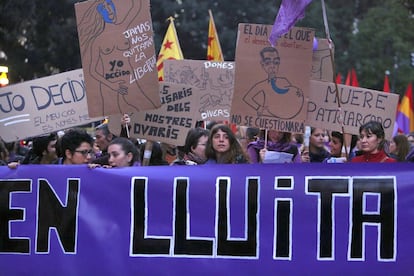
[
  {"xmin": 56, "ymin": 128, "xmax": 94, "ymax": 165},
  {"xmin": 172, "ymin": 127, "xmax": 210, "ymax": 165}
]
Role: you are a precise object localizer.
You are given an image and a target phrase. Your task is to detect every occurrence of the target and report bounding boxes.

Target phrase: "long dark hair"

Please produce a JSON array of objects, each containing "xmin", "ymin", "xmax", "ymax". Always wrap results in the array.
[
  {"xmin": 205, "ymin": 124, "xmax": 249, "ymax": 164},
  {"xmin": 392, "ymin": 134, "xmax": 410, "ymax": 161},
  {"xmin": 109, "ymin": 137, "xmax": 139, "ymax": 166},
  {"xmin": 183, "ymin": 127, "xmax": 210, "ymax": 154}
]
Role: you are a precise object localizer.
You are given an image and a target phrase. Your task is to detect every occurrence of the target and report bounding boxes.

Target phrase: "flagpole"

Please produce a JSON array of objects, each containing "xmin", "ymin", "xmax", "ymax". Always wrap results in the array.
[{"xmin": 320, "ymin": 0, "xmax": 349, "ymax": 160}]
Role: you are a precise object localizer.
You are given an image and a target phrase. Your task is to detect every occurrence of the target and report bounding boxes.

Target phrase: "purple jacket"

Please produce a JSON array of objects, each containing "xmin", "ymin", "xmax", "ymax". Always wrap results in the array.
[{"xmin": 247, "ymin": 139, "xmax": 301, "ymax": 163}]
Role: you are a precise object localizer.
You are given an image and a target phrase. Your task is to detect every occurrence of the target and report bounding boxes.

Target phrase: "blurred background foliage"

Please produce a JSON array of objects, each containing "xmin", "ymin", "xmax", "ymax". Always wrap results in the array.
[{"xmin": 0, "ymin": 0, "xmax": 413, "ymax": 96}]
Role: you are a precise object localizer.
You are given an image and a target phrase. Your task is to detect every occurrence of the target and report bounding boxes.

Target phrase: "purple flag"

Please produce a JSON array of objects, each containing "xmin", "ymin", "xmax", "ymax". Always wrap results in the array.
[{"xmin": 269, "ymin": 0, "xmax": 313, "ymax": 46}]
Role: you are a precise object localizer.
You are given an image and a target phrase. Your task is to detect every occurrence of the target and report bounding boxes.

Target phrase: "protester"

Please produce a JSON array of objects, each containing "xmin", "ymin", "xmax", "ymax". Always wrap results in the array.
[
  {"xmin": 6, "ymin": 133, "xmax": 58, "ymax": 169},
  {"xmin": 21, "ymin": 132, "xmax": 58, "ymax": 164},
  {"xmin": 204, "ymin": 124, "xmax": 250, "ymax": 164},
  {"xmin": 172, "ymin": 127, "xmax": 209, "ymax": 165},
  {"xmin": 0, "ymin": 138, "xmax": 8, "ymax": 166},
  {"xmin": 55, "ymin": 128, "xmax": 94, "ymax": 165},
  {"xmin": 5, "ymin": 141, "xmax": 27, "ymax": 163},
  {"xmin": 237, "ymin": 126, "xmax": 260, "ymax": 151},
  {"xmin": 92, "ymin": 123, "xmax": 116, "ymax": 165},
  {"xmin": 139, "ymin": 142, "xmax": 169, "ymax": 166},
  {"xmin": 301, "ymin": 127, "xmax": 331, "ymax": 163},
  {"xmin": 160, "ymin": 143, "xmax": 178, "ymax": 164},
  {"xmin": 347, "ymin": 134, "xmax": 361, "ymax": 160},
  {"xmin": 247, "ymin": 129, "xmax": 300, "ymax": 163},
  {"xmin": 407, "ymin": 132, "xmax": 414, "ymax": 146},
  {"xmin": 105, "ymin": 137, "xmax": 140, "ymax": 167},
  {"xmin": 328, "ymin": 131, "xmax": 343, "ymax": 158},
  {"xmin": 292, "ymin": 133, "xmax": 304, "ymax": 153},
  {"xmin": 389, "ymin": 134, "xmax": 410, "ymax": 162},
  {"xmin": 351, "ymin": 121, "xmax": 396, "ymax": 163}
]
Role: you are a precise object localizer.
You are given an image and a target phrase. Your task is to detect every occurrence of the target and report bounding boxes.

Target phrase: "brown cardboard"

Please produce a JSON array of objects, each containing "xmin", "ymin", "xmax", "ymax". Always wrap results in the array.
[
  {"xmin": 311, "ymin": 38, "xmax": 334, "ymax": 82},
  {"xmin": 0, "ymin": 69, "xmax": 103, "ymax": 142},
  {"xmin": 231, "ymin": 24, "xmax": 314, "ymax": 133},
  {"xmin": 75, "ymin": 0, "xmax": 160, "ymax": 117},
  {"xmin": 164, "ymin": 59, "xmax": 234, "ymax": 121},
  {"xmin": 307, "ymin": 80, "xmax": 399, "ymax": 139},
  {"xmin": 108, "ymin": 81, "xmax": 201, "ymax": 146}
]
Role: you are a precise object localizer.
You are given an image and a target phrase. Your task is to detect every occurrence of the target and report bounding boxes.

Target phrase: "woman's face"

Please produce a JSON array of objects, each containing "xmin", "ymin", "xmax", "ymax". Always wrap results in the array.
[
  {"xmin": 66, "ymin": 142, "xmax": 93, "ymax": 165},
  {"xmin": 329, "ymin": 136, "xmax": 342, "ymax": 157},
  {"xmin": 359, "ymin": 129, "xmax": 381, "ymax": 154},
  {"xmin": 268, "ymin": 130, "xmax": 283, "ymax": 142},
  {"xmin": 192, "ymin": 135, "xmax": 208, "ymax": 159},
  {"xmin": 389, "ymin": 140, "xmax": 397, "ymax": 154},
  {"xmin": 310, "ymin": 128, "xmax": 326, "ymax": 149},
  {"xmin": 108, "ymin": 144, "xmax": 132, "ymax": 167},
  {"xmin": 98, "ymin": 0, "xmax": 117, "ymax": 23},
  {"xmin": 212, "ymin": 129, "xmax": 230, "ymax": 154},
  {"xmin": 45, "ymin": 139, "xmax": 58, "ymax": 160}
]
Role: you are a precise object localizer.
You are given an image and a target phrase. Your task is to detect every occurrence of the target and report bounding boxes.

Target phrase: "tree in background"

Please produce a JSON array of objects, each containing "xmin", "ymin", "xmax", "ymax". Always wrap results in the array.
[
  {"xmin": 349, "ymin": 0, "xmax": 414, "ymax": 95},
  {"xmin": 0, "ymin": 0, "xmax": 412, "ymax": 97}
]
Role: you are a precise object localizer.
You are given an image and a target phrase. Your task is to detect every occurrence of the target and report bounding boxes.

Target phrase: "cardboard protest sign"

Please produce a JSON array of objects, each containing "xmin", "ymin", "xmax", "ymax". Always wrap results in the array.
[
  {"xmin": 163, "ymin": 59, "xmax": 234, "ymax": 121},
  {"xmin": 231, "ymin": 24, "xmax": 314, "ymax": 133},
  {"xmin": 75, "ymin": 0, "xmax": 160, "ymax": 118},
  {"xmin": 0, "ymin": 69, "xmax": 102, "ymax": 142},
  {"xmin": 311, "ymin": 38, "xmax": 334, "ymax": 82},
  {"xmin": 307, "ymin": 80, "xmax": 399, "ymax": 139},
  {"xmin": 108, "ymin": 82, "xmax": 201, "ymax": 146}
]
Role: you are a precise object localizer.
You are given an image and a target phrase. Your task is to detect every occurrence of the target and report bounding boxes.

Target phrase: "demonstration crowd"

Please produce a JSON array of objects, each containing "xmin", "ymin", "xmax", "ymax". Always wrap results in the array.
[{"xmin": 2, "ymin": 117, "xmax": 414, "ymax": 169}]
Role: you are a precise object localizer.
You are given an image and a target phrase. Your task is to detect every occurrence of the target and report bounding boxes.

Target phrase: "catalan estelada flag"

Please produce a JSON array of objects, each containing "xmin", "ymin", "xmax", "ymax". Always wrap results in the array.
[
  {"xmin": 396, "ymin": 82, "xmax": 414, "ymax": 134},
  {"xmin": 156, "ymin": 17, "xmax": 184, "ymax": 81},
  {"xmin": 207, "ymin": 10, "xmax": 223, "ymax": 61}
]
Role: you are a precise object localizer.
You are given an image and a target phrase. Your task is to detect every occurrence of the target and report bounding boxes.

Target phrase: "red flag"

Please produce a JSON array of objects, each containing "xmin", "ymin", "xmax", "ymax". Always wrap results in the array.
[
  {"xmin": 335, "ymin": 73, "xmax": 342, "ymax": 84},
  {"xmin": 344, "ymin": 70, "xmax": 351, "ymax": 86},
  {"xmin": 207, "ymin": 10, "xmax": 223, "ymax": 61},
  {"xmin": 351, "ymin": 68, "xmax": 359, "ymax": 87},
  {"xmin": 383, "ymin": 74, "xmax": 390, "ymax": 92},
  {"xmin": 156, "ymin": 17, "xmax": 184, "ymax": 81}
]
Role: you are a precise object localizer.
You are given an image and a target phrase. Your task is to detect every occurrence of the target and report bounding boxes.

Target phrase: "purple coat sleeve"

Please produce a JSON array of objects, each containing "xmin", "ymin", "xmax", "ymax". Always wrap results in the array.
[{"xmin": 247, "ymin": 145, "xmax": 260, "ymax": 164}]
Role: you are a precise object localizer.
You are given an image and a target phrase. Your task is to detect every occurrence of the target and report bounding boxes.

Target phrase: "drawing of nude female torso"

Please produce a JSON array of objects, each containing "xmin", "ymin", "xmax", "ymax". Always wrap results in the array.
[{"xmin": 78, "ymin": 0, "xmax": 158, "ymax": 117}]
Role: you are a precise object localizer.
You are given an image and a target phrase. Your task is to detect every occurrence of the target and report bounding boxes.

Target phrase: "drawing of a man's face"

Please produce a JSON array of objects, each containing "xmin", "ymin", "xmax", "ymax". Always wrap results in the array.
[
  {"xmin": 260, "ymin": 48, "xmax": 280, "ymax": 79},
  {"xmin": 97, "ymin": 0, "xmax": 117, "ymax": 23}
]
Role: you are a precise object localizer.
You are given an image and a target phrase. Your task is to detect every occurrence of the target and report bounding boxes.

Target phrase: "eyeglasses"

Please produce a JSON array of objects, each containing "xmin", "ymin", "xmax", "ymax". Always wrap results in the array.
[
  {"xmin": 74, "ymin": 149, "xmax": 94, "ymax": 156},
  {"xmin": 263, "ymin": 59, "xmax": 280, "ymax": 66}
]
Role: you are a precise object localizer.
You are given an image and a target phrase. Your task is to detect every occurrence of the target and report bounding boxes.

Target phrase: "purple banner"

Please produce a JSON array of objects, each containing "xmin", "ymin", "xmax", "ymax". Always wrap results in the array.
[{"xmin": 1, "ymin": 163, "xmax": 413, "ymax": 274}]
